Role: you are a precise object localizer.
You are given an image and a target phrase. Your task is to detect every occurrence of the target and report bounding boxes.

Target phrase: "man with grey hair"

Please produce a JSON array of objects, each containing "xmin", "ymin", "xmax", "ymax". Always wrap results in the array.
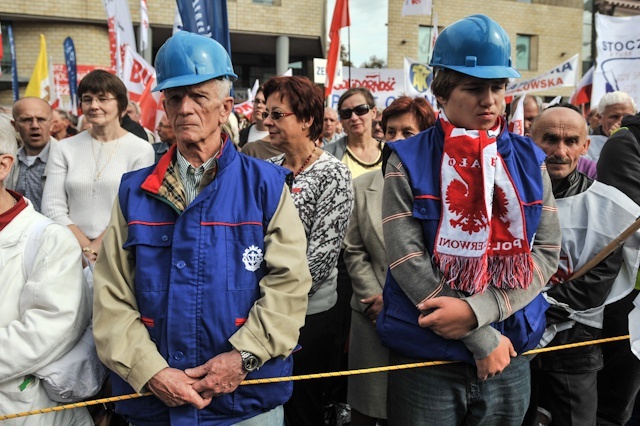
[
  {"xmin": 321, "ymin": 107, "xmax": 343, "ymax": 146},
  {"xmin": 523, "ymin": 95, "xmax": 542, "ymax": 136},
  {"xmin": 93, "ymin": 31, "xmax": 311, "ymax": 426},
  {"xmin": 587, "ymin": 91, "xmax": 637, "ymax": 161},
  {"xmin": 0, "ymin": 125, "xmax": 92, "ymax": 424},
  {"xmin": 7, "ymin": 97, "xmax": 56, "ymax": 212}
]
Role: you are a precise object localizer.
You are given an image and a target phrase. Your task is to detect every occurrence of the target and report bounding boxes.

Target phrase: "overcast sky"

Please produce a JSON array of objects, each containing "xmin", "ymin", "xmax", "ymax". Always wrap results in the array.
[{"xmin": 326, "ymin": 0, "xmax": 388, "ymax": 67}]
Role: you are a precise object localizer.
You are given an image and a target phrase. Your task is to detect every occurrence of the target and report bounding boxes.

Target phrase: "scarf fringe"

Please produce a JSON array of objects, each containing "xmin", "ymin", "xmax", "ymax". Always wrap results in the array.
[{"xmin": 437, "ymin": 253, "xmax": 533, "ymax": 294}]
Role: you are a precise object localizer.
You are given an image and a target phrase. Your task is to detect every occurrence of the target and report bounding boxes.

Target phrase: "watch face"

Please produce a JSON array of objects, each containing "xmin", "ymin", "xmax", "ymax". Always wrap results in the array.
[{"xmin": 244, "ymin": 356, "xmax": 259, "ymax": 371}]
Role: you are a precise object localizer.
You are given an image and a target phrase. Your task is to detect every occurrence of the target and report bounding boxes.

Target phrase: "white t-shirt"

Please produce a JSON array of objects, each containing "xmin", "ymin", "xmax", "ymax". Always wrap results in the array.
[{"xmin": 248, "ymin": 126, "xmax": 269, "ymax": 143}]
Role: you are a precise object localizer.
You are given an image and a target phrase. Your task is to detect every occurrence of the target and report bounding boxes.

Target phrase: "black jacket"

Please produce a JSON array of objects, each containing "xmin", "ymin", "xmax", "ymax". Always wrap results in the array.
[{"xmin": 598, "ymin": 113, "xmax": 640, "ymax": 205}]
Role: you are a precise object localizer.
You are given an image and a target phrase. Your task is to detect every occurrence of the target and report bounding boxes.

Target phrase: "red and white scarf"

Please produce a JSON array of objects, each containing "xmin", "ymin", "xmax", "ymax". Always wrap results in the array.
[{"xmin": 434, "ymin": 116, "xmax": 533, "ymax": 294}]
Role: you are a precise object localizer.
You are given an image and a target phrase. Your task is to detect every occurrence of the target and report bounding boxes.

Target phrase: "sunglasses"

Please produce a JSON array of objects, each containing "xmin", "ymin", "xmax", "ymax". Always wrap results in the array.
[
  {"xmin": 339, "ymin": 104, "xmax": 371, "ymax": 120},
  {"xmin": 261, "ymin": 111, "xmax": 295, "ymax": 120}
]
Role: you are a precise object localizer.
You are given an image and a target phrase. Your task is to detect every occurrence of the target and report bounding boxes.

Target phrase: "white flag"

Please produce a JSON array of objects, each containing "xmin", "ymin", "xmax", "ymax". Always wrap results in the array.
[
  {"xmin": 547, "ymin": 95, "xmax": 562, "ymax": 107},
  {"xmin": 508, "ymin": 94, "xmax": 526, "ymax": 136},
  {"xmin": 249, "ymin": 79, "xmax": 260, "ymax": 101},
  {"xmin": 103, "ymin": 0, "xmax": 136, "ymax": 74},
  {"xmin": 402, "ymin": 0, "xmax": 432, "ymax": 16},
  {"xmin": 430, "ymin": 12, "xmax": 438, "ymax": 50},
  {"xmin": 139, "ymin": 0, "xmax": 149, "ymax": 51}
]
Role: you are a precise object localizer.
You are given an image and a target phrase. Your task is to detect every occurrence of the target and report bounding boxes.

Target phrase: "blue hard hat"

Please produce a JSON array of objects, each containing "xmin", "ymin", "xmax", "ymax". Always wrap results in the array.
[
  {"xmin": 153, "ymin": 31, "xmax": 238, "ymax": 92},
  {"xmin": 429, "ymin": 15, "xmax": 520, "ymax": 79}
]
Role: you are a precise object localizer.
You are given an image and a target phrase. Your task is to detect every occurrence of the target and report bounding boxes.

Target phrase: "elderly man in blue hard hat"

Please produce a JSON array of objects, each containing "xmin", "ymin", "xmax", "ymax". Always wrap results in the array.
[
  {"xmin": 92, "ymin": 31, "xmax": 312, "ymax": 426},
  {"xmin": 376, "ymin": 15, "xmax": 561, "ymax": 425}
]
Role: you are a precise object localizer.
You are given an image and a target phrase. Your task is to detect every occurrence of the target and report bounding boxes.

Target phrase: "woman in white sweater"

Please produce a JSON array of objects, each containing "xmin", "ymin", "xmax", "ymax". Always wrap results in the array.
[{"xmin": 42, "ymin": 70, "xmax": 154, "ymax": 262}]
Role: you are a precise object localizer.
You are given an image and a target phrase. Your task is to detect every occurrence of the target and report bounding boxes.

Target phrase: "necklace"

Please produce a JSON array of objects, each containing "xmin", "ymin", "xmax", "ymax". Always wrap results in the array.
[
  {"xmin": 345, "ymin": 142, "xmax": 383, "ymax": 168},
  {"xmin": 284, "ymin": 146, "xmax": 316, "ymax": 178},
  {"xmin": 91, "ymin": 137, "xmax": 121, "ymax": 180}
]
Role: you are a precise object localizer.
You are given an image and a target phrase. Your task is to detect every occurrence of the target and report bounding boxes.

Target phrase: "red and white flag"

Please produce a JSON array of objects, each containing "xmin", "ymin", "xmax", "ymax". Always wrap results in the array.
[
  {"xmin": 570, "ymin": 65, "xmax": 594, "ymax": 106},
  {"xmin": 139, "ymin": 0, "xmax": 149, "ymax": 52},
  {"xmin": 122, "ymin": 46, "xmax": 161, "ymax": 131},
  {"xmin": 325, "ymin": 0, "xmax": 350, "ymax": 98},
  {"xmin": 402, "ymin": 0, "xmax": 432, "ymax": 16},
  {"xmin": 508, "ymin": 94, "xmax": 526, "ymax": 136},
  {"xmin": 103, "ymin": 0, "xmax": 137, "ymax": 75},
  {"xmin": 48, "ymin": 58, "xmax": 60, "ymax": 109}
]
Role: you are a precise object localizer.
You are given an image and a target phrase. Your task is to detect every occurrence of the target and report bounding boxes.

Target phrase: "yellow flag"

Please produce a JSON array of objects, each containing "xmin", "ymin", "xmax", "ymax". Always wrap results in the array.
[{"xmin": 25, "ymin": 34, "xmax": 50, "ymax": 100}]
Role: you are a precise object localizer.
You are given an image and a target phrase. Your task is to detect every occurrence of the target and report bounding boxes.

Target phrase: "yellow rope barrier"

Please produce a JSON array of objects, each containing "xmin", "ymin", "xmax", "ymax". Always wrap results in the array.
[{"xmin": 0, "ymin": 335, "xmax": 631, "ymax": 421}]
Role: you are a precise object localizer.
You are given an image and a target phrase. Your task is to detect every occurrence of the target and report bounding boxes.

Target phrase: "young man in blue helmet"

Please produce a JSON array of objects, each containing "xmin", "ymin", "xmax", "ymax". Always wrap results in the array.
[
  {"xmin": 92, "ymin": 31, "xmax": 312, "ymax": 425},
  {"xmin": 376, "ymin": 15, "xmax": 561, "ymax": 424}
]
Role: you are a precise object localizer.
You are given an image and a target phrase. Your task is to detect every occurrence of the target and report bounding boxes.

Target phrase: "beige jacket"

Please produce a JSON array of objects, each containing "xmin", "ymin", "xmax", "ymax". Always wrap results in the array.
[{"xmin": 344, "ymin": 170, "xmax": 387, "ymax": 313}]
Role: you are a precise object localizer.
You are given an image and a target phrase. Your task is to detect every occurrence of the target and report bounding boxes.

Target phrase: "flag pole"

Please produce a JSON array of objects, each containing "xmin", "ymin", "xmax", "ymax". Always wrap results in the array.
[{"xmin": 347, "ymin": 25, "xmax": 351, "ymax": 88}]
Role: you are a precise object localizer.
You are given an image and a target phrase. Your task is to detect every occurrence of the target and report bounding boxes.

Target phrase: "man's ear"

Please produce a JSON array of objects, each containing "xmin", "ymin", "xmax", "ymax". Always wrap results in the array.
[
  {"xmin": 582, "ymin": 137, "xmax": 591, "ymax": 156},
  {"xmin": 218, "ymin": 97, "xmax": 234, "ymax": 125},
  {"xmin": 0, "ymin": 154, "xmax": 15, "ymax": 182}
]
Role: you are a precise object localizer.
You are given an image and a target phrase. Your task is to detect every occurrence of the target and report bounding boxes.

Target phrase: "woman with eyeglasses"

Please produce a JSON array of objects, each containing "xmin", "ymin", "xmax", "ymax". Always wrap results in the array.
[
  {"xmin": 42, "ymin": 70, "xmax": 154, "ymax": 265},
  {"xmin": 262, "ymin": 75, "xmax": 354, "ymax": 426},
  {"xmin": 343, "ymin": 96, "xmax": 436, "ymax": 426},
  {"xmin": 324, "ymin": 87, "xmax": 383, "ymax": 179}
]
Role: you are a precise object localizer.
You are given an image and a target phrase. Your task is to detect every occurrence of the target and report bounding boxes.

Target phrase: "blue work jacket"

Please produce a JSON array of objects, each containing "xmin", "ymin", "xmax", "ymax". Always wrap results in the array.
[
  {"xmin": 377, "ymin": 121, "xmax": 549, "ymax": 364},
  {"xmin": 110, "ymin": 140, "xmax": 294, "ymax": 425}
]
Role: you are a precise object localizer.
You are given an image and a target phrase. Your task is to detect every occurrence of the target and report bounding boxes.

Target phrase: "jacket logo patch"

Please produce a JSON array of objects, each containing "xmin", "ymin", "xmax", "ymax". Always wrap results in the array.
[{"xmin": 242, "ymin": 245, "xmax": 263, "ymax": 272}]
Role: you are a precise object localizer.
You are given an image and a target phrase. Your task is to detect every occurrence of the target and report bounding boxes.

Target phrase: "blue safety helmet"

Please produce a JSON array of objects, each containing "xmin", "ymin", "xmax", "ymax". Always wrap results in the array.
[
  {"xmin": 153, "ymin": 31, "xmax": 238, "ymax": 92},
  {"xmin": 429, "ymin": 14, "xmax": 520, "ymax": 79}
]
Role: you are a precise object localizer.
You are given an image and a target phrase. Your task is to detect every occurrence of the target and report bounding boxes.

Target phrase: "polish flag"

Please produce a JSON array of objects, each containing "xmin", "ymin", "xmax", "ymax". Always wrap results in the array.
[
  {"xmin": 325, "ymin": 0, "xmax": 350, "ymax": 98},
  {"xmin": 570, "ymin": 65, "xmax": 594, "ymax": 106}
]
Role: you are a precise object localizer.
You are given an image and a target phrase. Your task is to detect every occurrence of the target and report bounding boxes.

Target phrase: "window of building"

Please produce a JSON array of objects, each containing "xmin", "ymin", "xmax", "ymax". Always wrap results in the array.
[
  {"xmin": 418, "ymin": 25, "xmax": 436, "ymax": 64},
  {"xmin": 253, "ymin": 0, "xmax": 275, "ymax": 4},
  {"xmin": 516, "ymin": 34, "xmax": 538, "ymax": 71}
]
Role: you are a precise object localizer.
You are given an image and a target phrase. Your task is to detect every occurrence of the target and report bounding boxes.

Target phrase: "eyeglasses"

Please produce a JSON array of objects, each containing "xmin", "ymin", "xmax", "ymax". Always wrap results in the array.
[
  {"xmin": 261, "ymin": 111, "xmax": 295, "ymax": 121},
  {"xmin": 80, "ymin": 96, "xmax": 117, "ymax": 105},
  {"xmin": 373, "ymin": 120, "xmax": 382, "ymax": 128},
  {"xmin": 338, "ymin": 104, "xmax": 371, "ymax": 120}
]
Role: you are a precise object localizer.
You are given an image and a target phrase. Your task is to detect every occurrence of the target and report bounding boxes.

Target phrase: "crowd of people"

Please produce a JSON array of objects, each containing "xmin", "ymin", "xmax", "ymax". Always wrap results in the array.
[{"xmin": 3, "ymin": 14, "xmax": 640, "ymax": 426}]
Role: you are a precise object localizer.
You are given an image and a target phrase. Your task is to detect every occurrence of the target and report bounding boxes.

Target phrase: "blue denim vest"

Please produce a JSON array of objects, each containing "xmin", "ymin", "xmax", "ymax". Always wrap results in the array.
[
  {"xmin": 111, "ymin": 141, "xmax": 294, "ymax": 425},
  {"xmin": 377, "ymin": 121, "xmax": 549, "ymax": 364}
]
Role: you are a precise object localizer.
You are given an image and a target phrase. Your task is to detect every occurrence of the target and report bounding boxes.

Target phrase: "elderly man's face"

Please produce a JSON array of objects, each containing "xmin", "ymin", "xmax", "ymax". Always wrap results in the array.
[
  {"xmin": 162, "ymin": 80, "xmax": 233, "ymax": 148},
  {"xmin": 523, "ymin": 98, "xmax": 540, "ymax": 135},
  {"xmin": 600, "ymin": 101, "xmax": 635, "ymax": 136},
  {"xmin": 126, "ymin": 103, "xmax": 140, "ymax": 123},
  {"xmin": 532, "ymin": 107, "xmax": 589, "ymax": 183},
  {"xmin": 12, "ymin": 98, "xmax": 52, "ymax": 155},
  {"xmin": 156, "ymin": 115, "xmax": 176, "ymax": 145},
  {"xmin": 323, "ymin": 109, "xmax": 338, "ymax": 138}
]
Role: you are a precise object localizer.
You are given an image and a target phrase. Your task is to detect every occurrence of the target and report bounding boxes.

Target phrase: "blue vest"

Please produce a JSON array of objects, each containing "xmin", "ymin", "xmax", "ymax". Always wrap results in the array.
[
  {"xmin": 111, "ymin": 141, "xmax": 294, "ymax": 425},
  {"xmin": 377, "ymin": 121, "xmax": 549, "ymax": 364}
]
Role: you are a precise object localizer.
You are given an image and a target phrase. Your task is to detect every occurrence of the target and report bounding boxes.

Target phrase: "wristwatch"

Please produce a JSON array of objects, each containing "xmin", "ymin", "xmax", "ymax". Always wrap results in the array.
[{"xmin": 240, "ymin": 351, "xmax": 260, "ymax": 372}]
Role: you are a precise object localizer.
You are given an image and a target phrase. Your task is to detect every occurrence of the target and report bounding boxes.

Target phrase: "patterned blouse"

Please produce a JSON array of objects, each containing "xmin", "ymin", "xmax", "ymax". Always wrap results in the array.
[{"xmin": 268, "ymin": 151, "xmax": 354, "ymax": 297}]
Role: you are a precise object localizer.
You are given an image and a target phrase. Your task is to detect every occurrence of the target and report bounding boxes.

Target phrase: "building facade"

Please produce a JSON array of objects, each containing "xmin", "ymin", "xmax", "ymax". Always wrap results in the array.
[
  {"xmin": 387, "ymin": 0, "xmax": 584, "ymax": 99},
  {"xmin": 0, "ymin": 0, "xmax": 326, "ymax": 106},
  {"xmin": 3, "ymin": 0, "xmax": 636, "ymax": 107}
]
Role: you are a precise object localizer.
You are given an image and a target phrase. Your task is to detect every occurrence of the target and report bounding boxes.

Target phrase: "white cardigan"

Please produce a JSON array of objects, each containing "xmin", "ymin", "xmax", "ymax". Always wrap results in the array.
[
  {"xmin": 0, "ymin": 201, "xmax": 92, "ymax": 425},
  {"xmin": 41, "ymin": 131, "xmax": 155, "ymax": 239}
]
